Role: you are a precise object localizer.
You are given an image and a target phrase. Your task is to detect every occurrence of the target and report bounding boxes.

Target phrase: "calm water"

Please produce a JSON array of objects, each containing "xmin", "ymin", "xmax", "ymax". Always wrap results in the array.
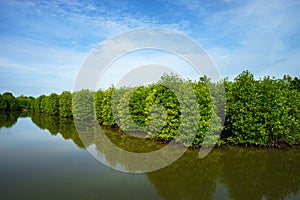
[{"xmin": 0, "ymin": 112, "xmax": 299, "ymax": 200}]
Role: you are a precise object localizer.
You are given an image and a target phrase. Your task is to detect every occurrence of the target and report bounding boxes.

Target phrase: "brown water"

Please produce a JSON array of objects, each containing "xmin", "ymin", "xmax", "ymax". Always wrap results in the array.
[{"xmin": 0, "ymin": 112, "xmax": 299, "ymax": 200}]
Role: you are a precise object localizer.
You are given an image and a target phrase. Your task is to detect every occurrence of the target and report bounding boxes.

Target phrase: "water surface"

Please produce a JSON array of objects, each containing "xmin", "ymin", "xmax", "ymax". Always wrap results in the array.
[{"xmin": 0, "ymin": 112, "xmax": 299, "ymax": 200}]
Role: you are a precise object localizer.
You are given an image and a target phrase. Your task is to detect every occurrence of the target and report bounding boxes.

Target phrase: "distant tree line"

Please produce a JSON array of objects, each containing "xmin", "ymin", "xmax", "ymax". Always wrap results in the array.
[{"xmin": 1, "ymin": 71, "xmax": 299, "ymax": 147}]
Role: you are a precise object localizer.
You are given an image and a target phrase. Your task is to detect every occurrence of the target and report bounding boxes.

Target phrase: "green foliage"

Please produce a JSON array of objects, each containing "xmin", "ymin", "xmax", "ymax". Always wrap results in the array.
[
  {"xmin": 0, "ymin": 92, "xmax": 19, "ymax": 111},
  {"xmin": 40, "ymin": 96, "xmax": 48, "ymax": 113},
  {"xmin": 172, "ymin": 81, "xmax": 201, "ymax": 146},
  {"xmin": 190, "ymin": 79, "xmax": 221, "ymax": 146},
  {"xmin": 94, "ymin": 89, "xmax": 105, "ymax": 123},
  {"xmin": 95, "ymin": 87, "xmax": 119, "ymax": 127},
  {"xmin": 72, "ymin": 89, "xmax": 94, "ymax": 121},
  {"xmin": 290, "ymin": 77, "xmax": 300, "ymax": 91},
  {"xmin": 225, "ymin": 71, "xmax": 300, "ymax": 146},
  {"xmin": 34, "ymin": 95, "xmax": 45, "ymax": 112},
  {"xmin": 27, "ymin": 96, "xmax": 35, "ymax": 110},
  {"xmin": 129, "ymin": 86, "xmax": 149, "ymax": 127},
  {"xmin": 143, "ymin": 84, "xmax": 178, "ymax": 141},
  {"xmin": 16, "ymin": 95, "xmax": 29, "ymax": 110},
  {"xmin": 94, "ymin": 74, "xmax": 222, "ymax": 147},
  {"xmin": 59, "ymin": 91, "xmax": 73, "ymax": 117},
  {"xmin": 113, "ymin": 87, "xmax": 137, "ymax": 131},
  {"xmin": 45, "ymin": 93, "xmax": 60, "ymax": 115},
  {"xmin": 100, "ymin": 87, "xmax": 116, "ymax": 126},
  {"xmin": 1, "ymin": 71, "xmax": 299, "ymax": 147}
]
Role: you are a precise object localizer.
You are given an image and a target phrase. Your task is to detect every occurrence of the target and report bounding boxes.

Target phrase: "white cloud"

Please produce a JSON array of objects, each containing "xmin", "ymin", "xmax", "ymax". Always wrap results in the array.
[
  {"xmin": 0, "ymin": 36, "xmax": 87, "ymax": 94},
  {"xmin": 75, "ymin": 28, "xmax": 222, "ymax": 91},
  {"xmin": 4, "ymin": 0, "xmax": 189, "ymax": 42},
  {"xmin": 1, "ymin": 0, "xmax": 299, "ymax": 97},
  {"xmin": 0, "ymin": 0, "xmax": 192, "ymax": 95},
  {"xmin": 201, "ymin": 0, "xmax": 300, "ymax": 78}
]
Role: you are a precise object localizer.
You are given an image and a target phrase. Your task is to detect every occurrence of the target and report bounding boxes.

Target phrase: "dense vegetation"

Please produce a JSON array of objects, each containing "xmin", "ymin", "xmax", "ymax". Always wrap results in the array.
[{"xmin": 1, "ymin": 71, "xmax": 299, "ymax": 147}]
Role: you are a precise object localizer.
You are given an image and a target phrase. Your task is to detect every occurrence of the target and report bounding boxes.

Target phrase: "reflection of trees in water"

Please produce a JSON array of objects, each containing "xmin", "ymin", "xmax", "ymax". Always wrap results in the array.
[
  {"xmin": 30, "ymin": 113, "xmax": 84, "ymax": 148},
  {"xmin": 77, "ymin": 122, "xmax": 183, "ymax": 173},
  {"xmin": 59, "ymin": 118, "xmax": 85, "ymax": 148},
  {"xmin": 30, "ymin": 112, "xmax": 45, "ymax": 130},
  {"xmin": 220, "ymin": 147, "xmax": 300, "ymax": 200},
  {"xmin": 2, "ymin": 112, "xmax": 300, "ymax": 199},
  {"xmin": 147, "ymin": 149, "xmax": 222, "ymax": 200},
  {"xmin": 148, "ymin": 146, "xmax": 300, "ymax": 200},
  {"xmin": 101, "ymin": 127, "xmax": 165, "ymax": 153},
  {"xmin": 74, "ymin": 122, "xmax": 300, "ymax": 200},
  {"xmin": 0, "ymin": 112, "xmax": 20, "ymax": 128}
]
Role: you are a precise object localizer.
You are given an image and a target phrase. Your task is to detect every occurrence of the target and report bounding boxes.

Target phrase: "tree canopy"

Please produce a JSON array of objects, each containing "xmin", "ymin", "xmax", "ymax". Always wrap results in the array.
[{"xmin": 1, "ymin": 71, "xmax": 299, "ymax": 147}]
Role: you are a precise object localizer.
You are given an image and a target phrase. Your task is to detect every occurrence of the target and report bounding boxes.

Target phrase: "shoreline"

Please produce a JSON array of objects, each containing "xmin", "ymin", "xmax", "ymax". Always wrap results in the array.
[{"xmin": 3, "ymin": 110, "xmax": 300, "ymax": 150}]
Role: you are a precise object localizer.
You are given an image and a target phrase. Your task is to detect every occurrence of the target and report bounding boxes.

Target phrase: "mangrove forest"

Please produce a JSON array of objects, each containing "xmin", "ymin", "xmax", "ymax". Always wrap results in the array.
[{"xmin": 1, "ymin": 71, "xmax": 300, "ymax": 148}]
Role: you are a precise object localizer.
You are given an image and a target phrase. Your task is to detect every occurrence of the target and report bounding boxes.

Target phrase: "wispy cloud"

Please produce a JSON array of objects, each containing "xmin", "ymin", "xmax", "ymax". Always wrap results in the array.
[
  {"xmin": 0, "ymin": 0, "xmax": 192, "ymax": 96},
  {"xmin": 196, "ymin": 0, "xmax": 300, "ymax": 78},
  {"xmin": 0, "ymin": 0, "xmax": 299, "ymax": 96},
  {"xmin": 0, "ymin": 35, "xmax": 87, "ymax": 96},
  {"xmin": 2, "ymin": 0, "xmax": 189, "ymax": 49}
]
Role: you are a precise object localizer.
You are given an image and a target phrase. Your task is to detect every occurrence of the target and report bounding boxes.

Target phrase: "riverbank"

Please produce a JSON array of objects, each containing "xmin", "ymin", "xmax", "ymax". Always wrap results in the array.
[{"xmin": 2, "ymin": 111, "xmax": 299, "ymax": 149}]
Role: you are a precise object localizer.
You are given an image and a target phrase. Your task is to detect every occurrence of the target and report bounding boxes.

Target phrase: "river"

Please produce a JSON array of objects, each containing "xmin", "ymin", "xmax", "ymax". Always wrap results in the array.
[{"xmin": 0, "ymin": 112, "xmax": 299, "ymax": 200}]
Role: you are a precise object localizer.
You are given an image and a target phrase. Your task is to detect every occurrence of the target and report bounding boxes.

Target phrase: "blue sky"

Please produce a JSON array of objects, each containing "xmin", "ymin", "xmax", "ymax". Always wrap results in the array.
[{"xmin": 0, "ymin": 0, "xmax": 299, "ymax": 96}]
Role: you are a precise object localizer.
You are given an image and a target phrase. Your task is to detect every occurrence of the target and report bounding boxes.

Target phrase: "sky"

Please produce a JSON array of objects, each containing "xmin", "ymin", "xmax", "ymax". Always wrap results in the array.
[{"xmin": 0, "ymin": 0, "xmax": 299, "ymax": 96}]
